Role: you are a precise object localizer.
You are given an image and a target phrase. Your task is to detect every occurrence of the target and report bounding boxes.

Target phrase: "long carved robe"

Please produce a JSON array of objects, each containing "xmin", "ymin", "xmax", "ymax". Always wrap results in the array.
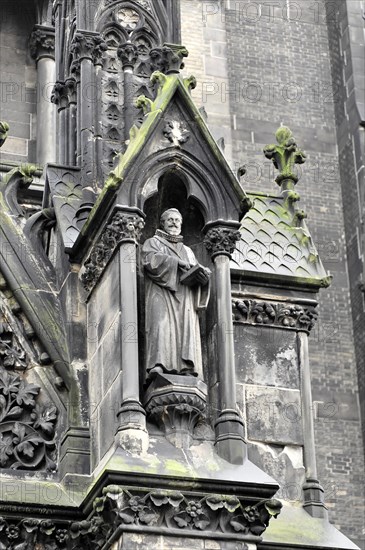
[{"xmin": 142, "ymin": 232, "xmax": 208, "ymax": 378}]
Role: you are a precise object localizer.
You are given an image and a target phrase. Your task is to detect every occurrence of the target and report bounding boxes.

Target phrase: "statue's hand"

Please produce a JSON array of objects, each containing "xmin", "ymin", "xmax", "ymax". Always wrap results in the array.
[
  {"xmin": 196, "ymin": 266, "xmax": 211, "ymax": 286},
  {"xmin": 178, "ymin": 260, "xmax": 191, "ymax": 272}
]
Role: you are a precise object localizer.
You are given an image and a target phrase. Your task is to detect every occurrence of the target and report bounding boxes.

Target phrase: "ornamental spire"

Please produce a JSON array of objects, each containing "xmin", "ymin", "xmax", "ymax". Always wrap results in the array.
[{"xmin": 264, "ymin": 126, "xmax": 306, "ymax": 189}]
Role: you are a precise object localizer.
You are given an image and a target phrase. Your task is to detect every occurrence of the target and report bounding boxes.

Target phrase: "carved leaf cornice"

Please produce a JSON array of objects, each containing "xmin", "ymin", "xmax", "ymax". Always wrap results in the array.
[
  {"xmin": 74, "ymin": 486, "xmax": 282, "ymax": 541},
  {"xmin": 233, "ymin": 299, "xmax": 318, "ymax": 332},
  {"xmin": 204, "ymin": 227, "xmax": 241, "ymax": 259},
  {"xmin": 29, "ymin": 25, "xmax": 55, "ymax": 62},
  {"xmin": 81, "ymin": 211, "xmax": 145, "ymax": 292},
  {"xmin": 0, "ymin": 486, "xmax": 282, "ymax": 548}
]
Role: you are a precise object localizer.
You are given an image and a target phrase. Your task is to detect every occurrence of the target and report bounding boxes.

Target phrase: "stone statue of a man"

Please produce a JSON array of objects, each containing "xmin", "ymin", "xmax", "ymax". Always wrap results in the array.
[{"xmin": 142, "ymin": 209, "xmax": 211, "ymax": 379}]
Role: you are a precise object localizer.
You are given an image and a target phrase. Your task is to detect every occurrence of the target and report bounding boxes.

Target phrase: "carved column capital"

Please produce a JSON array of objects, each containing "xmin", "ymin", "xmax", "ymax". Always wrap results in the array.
[
  {"xmin": 118, "ymin": 42, "xmax": 139, "ymax": 70},
  {"xmin": 204, "ymin": 224, "xmax": 241, "ymax": 260},
  {"xmin": 65, "ymin": 77, "xmax": 77, "ymax": 104},
  {"xmin": 51, "ymin": 81, "xmax": 69, "ymax": 109},
  {"xmin": 81, "ymin": 209, "xmax": 145, "ymax": 292},
  {"xmin": 71, "ymin": 31, "xmax": 107, "ymax": 66},
  {"xmin": 150, "ymin": 43, "xmax": 188, "ymax": 74},
  {"xmin": 29, "ymin": 25, "xmax": 55, "ymax": 62}
]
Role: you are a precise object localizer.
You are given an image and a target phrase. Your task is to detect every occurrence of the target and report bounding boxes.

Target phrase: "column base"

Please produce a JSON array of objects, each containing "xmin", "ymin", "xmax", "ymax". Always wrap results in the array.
[
  {"xmin": 116, "ymin": 400, "xmax": 149, "ymax": 454},
  {"xmin": 215, "ymin": 409, "xmax": 247, "ymax": 464},
  {"xmin": 303, "ymin": 478, "xmax": 328, "ymax": 519}
]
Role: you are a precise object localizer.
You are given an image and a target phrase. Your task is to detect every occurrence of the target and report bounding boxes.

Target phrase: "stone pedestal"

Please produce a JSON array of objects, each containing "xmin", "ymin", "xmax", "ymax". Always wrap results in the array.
[{"xmin": 145, "ymin": 373, "xmax": 207, "ymax": 449}]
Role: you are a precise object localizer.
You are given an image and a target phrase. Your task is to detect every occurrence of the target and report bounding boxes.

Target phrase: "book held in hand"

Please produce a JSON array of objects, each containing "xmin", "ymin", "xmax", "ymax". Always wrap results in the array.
[{"xmin": 180, "ymin": 265, "xmax": 209, "ymax": 286}]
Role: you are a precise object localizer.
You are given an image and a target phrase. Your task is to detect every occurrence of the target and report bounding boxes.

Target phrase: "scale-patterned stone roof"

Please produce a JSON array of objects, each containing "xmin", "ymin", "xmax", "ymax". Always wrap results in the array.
[{"xmin": 232, "ymin": 192, "xmax": 331, "ymax": 289}]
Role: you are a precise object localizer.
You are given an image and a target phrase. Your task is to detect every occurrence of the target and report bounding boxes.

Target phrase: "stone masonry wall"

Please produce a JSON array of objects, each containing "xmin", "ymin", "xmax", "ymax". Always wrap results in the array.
[
  {"xmin": 181, "ymin": 0, "xmax": 365, "ymax": 546},
  {"xmin": 0, "ymin": 0, "xmax": 37, "ymax": 164}
]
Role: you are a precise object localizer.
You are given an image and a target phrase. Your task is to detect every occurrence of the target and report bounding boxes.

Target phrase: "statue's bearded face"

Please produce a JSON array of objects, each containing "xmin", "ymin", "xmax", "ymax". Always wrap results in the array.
[{"xmin": 162, "ymin": 213, "xmax": 182, "ymax": 236}]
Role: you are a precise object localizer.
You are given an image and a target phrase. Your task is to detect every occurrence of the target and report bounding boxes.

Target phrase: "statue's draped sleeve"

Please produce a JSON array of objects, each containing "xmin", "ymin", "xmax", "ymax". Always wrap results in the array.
[{"xmin": 142, "ymin": 237, "xmax": 180, "ymax": 292}]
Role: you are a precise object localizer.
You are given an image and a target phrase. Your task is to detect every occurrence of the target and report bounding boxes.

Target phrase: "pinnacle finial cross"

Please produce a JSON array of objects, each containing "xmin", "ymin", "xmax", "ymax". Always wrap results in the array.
[{"xmin": 264, "ymin": 126, "xmax": 306, "ymax": 188}]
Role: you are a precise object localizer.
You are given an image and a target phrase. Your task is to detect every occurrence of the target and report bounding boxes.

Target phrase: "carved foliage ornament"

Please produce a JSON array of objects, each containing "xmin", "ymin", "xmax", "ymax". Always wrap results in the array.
[
  {"xmin": 86, "ymin": 486, "xmax": 282, "ymax": 540},
  {"xmin": 0, "ymin": 518, "xmax": 70, "ymax": 550},
  {"xmin": 204, "ymin": 227, "xmax": 241, "ymax": 258},
  {"xmin": 81, "ymin": 213, "xmax": 145, "ymax": 291},
  {"xmin": 71, "ymin": 32, "xmax": 108, "ymax": 65},
  {"xmin": 0, "ymin": 363, "xmax": 57, "ymax": 471},
  {"xmin": 29, "ymin": 28, "xmax": 55, "ymax": 61},
  {"xmin": 234, "ymin": 300, "xmax": 318, "ymax": 332},
  {"xmin": 150, "ymin": 44, "xmax": 189, "ymax": 74},
  {"xmin": 0, "ymin": 488, "xmax": 281, "ymax": 548},
  {"xmin": 163, "ymin": 120, "xmax": 190, "ymax": 146}
]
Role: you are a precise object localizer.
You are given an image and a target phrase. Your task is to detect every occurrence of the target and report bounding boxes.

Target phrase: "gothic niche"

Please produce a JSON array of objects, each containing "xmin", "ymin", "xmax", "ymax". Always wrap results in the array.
[{"xmin": 141, "ymin": 172, "xmax": 211, "ymax": 449}]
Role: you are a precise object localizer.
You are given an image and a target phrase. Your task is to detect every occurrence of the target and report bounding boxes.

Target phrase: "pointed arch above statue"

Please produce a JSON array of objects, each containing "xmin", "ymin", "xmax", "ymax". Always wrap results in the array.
[{"xmin": 75, "ymin": 71, "xmax": 250, "ymax": 251}]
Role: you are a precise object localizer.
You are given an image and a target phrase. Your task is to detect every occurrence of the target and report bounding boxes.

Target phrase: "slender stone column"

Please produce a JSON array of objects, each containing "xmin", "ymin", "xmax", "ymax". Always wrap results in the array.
[
  {"xmin": 115, "ymin": 209, "xmax": 148, "ymax": 453},
  {"xmin": 30, "ymin": 26, "xmax": 56, "ymax": 165},
  {"xmin": 298, "ymin": 330, "xmax": 327, "ymax": 518},
  {"xmin": 51, "ymin": 81, "xmax": 69, "ymax": 164},
  {"xmin": 71, "ymin": 31, "xmax": 107, "ymax": 222},
  {"xmin": 118, "ymin": 43, "xmax": 138, "ymax": 141},
  {"xmin": 65, "ymin": 77, "xmax": 77, "ymax": 165},
  {"xmin": 204, "ymin": 222, "xmax": 246, "ymax": 464}
]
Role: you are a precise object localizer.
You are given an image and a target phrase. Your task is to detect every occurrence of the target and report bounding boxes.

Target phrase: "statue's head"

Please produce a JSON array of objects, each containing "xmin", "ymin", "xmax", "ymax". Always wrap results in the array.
[{"xmin": 160, "ymin": 209, "xmax": 183, "ymax": 236}]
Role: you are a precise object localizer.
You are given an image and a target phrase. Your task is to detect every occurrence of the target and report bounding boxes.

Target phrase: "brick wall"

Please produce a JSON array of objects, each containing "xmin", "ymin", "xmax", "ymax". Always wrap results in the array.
[
  {"xmin": 0, "ymin": 0, "xmax": 37, "ymax": 164},
  {"xmin": 181, "ymin": 0, "xmax": 365, "ymax": 546}
]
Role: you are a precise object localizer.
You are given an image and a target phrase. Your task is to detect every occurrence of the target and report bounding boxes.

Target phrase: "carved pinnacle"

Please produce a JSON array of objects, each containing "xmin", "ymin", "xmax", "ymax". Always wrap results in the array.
[{"xmin": 264, "ymin": 126, "xmax": 307, "ymax": 188}]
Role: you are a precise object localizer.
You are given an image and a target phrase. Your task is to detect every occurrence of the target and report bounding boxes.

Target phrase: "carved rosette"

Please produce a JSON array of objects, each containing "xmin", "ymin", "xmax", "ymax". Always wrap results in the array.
[
  {"xmin": 71, "ymin": 32, "xmax": 107, "ymax": 66},
  {"xmin": 163, "ymin": 120, "xmax": 190, "ymax": 146},
  {"xmin": 118, "ymin": 42, "xmax": 139, "ymax": 69},
  {"xmin": 204, "ymin": 227, "xmax": 241, "ymax": 259},
  {"xmin": 81, "ymin": 212, "xmax": 145, "ymax": 292},
  {"xmin": 234, "ymin": 300, "xmax": 318, "ymax": 332},
  {"xmin": 29, "ymin": 26, "xmax": 55, "ymax": 62}
]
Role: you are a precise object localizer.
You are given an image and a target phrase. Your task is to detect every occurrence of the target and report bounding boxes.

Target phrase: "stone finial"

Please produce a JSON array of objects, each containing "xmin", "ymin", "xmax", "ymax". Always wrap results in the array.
[
  {"xmin": 264, "ymin": 126, "xmax": 307, "ymax": 188},
  {"xmin": 0, "ymin": 122, "xmax": 9, "ymax": 147},
  {"xmin": 150, "ymin": 43, "xmax": 188, "ymax": 75}
]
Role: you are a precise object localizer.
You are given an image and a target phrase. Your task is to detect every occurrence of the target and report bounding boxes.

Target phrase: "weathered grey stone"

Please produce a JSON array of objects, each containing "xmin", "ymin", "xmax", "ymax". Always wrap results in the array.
[
  {"xmin": 235, "ymin": 325, "xmax": 299, "ymax": 389},
  {"xmin": 246, "ymin": 385, "xmax": 303, "ymax": 445}
]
